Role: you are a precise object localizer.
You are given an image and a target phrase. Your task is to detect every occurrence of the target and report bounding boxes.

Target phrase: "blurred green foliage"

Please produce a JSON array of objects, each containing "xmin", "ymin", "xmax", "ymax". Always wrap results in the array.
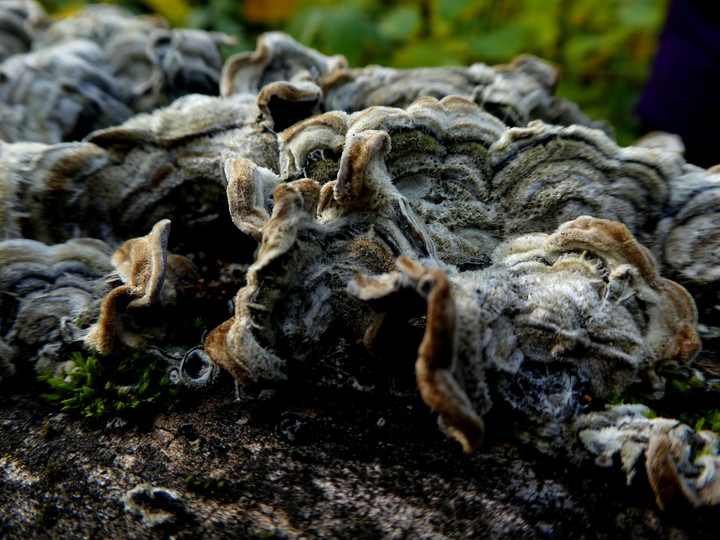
[
  {"xmin": 283, "ymin": 0, "xmax": 665, "ymax": 143},
  {"xmin": 36, "ymin": 0, "xmax": 667, "ymax": 144}
]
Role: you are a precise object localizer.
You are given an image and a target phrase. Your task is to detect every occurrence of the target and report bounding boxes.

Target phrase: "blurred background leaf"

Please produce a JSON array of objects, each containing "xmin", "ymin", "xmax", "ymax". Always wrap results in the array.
[
  {"xmin": 37, "ymin": 0, "xmax": 667, "ymax": 145},
  {"xmin": 379, "ymin": 4, "xmax": 422, "ymax": 42}
]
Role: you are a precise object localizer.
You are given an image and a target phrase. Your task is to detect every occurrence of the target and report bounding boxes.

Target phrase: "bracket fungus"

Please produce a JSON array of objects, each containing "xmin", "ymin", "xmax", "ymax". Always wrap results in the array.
[
  {"xmin": 577, "ymin": 405, "xmax": 720, "ymax": 510},
  {"xmin": 0, "ymin": 0, "xmax": 49, "ymax": 62},
  {"xmin": 221, "ymin": 31, "xmax": 347, "ymax": 97},
  {"xmin": 0, "ymin": 2, "xmax": 234, "ymax": 144},
  {"xmin": 220, "ymin": 31, "xmax": 609, "ymax": 136},
  {"xmin": 0, "ymin": 92, "xmax": 276, "ymax": 249},
  {"xmin": 84, "ymin": 219, "xmax": 198, "ymax": 356},
  {"xmin": 0, "ymin": 236, "xmax": 114, "ymax": 381},
  {"xmin": 0, "ymin": 7, "xmax": 719, "ymax": 510},
  {"xmin": 207, "ymin": 59, "xmax": 719, "ymax": 506}
]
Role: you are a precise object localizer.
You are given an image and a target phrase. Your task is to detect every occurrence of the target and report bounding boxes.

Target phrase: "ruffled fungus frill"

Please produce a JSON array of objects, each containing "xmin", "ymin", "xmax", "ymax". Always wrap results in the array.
[
  {"xmin": 353, "ymin": 256, "xmax": 487, "ymax": 453},
  {"xmin": 207, "ymin": 135, "xmax": 432, "ymax": 392},
  {"xmin": 221, "ymin": 31, "xmax": 347, "ymax": 97},
  {"xmin": 84, "ymin": 219, "xmax": 198, "ymax": 355},
  {"xmin": 274, "ymin": 95, "xmax": 687, "ymax": 272},
  {"xmin": 206, "ymin": 180, "xmax": 322, "ymax": 388},
  {"xmin": 578, "ymin": 405, "xmax": 720, "ymax": 510},
  {"xmin": 350, "ymin": 217, "xmax": 699, "ymax": 453}
]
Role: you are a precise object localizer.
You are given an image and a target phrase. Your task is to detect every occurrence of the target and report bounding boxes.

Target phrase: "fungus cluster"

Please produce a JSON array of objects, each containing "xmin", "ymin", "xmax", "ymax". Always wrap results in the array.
[{"xmin": 0, "ymin": 1, "xmax": 718, "ymax": 509}]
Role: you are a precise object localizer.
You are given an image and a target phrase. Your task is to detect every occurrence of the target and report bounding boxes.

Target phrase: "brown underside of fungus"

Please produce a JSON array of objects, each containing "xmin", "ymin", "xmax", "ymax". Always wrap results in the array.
[{"xmin": 1, "ymin": 1, "xmax": 719, "ymax": 510}]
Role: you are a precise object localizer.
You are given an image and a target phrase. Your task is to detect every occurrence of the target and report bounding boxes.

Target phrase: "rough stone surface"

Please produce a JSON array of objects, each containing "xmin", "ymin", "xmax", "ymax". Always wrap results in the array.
[{"xmin": 0, "ymin": 378, "xmax": 716, "ymax": 538}]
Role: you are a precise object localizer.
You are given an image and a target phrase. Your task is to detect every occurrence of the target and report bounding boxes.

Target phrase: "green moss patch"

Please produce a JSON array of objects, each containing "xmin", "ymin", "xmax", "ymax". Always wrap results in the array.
[{"xmin": 39, "ymin": 350, "xmax": 179, "ymax": 419}]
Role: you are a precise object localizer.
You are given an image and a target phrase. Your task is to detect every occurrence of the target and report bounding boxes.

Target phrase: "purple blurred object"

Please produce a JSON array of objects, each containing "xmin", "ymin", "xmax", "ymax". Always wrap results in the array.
[{"xmin": 636, "ymin": 0, "xmax": 720, "ymax": 168}]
